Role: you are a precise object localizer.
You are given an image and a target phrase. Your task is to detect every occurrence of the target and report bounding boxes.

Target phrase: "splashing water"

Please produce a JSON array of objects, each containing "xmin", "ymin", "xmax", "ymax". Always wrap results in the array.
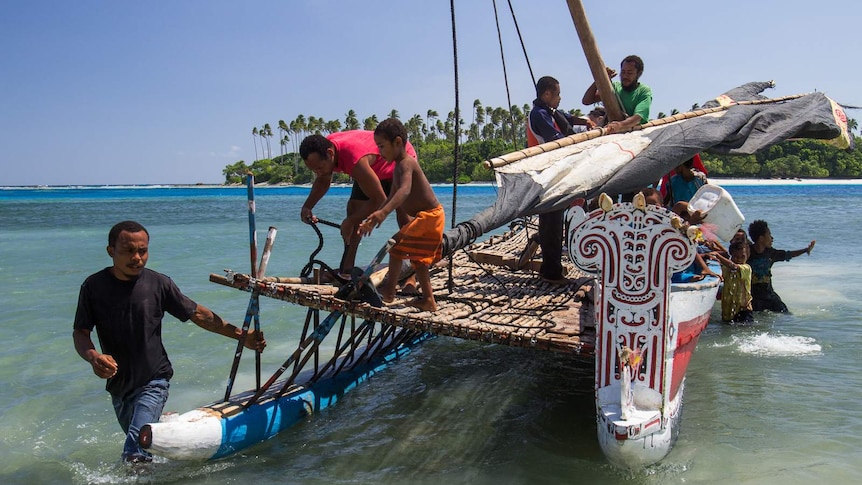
[{"xmin": 732, "ymin": 333, "xmax": 822, "ymax": 357}]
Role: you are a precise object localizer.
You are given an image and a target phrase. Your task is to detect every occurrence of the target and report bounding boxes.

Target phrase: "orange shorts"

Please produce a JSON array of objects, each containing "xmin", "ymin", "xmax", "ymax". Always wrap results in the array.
[{"xmin": 391, "ymin": 204, "xmax": 445, "ymax": 267}]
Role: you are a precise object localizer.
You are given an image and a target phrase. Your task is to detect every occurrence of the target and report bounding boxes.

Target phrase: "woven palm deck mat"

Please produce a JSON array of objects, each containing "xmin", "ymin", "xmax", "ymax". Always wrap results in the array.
[{"xmin": 210, "ymin": 220, "xmax": 597, "ymax": 355}]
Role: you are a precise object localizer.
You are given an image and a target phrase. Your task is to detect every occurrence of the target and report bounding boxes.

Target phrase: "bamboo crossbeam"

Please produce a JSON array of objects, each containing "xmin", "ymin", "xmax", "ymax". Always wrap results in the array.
[
  {"xmin": 259, "ymin": 276, "xmax": 313, "ymax": 284},
  {"xmin": 210, "ymin": 273, "xmax": 339, "ymax": 296}
]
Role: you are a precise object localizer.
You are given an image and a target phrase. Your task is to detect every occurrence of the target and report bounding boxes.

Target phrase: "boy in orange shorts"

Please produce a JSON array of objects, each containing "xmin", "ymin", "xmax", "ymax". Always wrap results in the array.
[{"xmin": 358, "ymin": 118, "xmax": 445, "ymax": 312}]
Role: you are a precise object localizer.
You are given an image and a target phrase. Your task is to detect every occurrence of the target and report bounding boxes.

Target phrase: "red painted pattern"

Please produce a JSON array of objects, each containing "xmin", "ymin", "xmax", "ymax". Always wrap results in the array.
[{"xmin": 669, "ymin": 312, "xmax": 711, "ymax": 400}]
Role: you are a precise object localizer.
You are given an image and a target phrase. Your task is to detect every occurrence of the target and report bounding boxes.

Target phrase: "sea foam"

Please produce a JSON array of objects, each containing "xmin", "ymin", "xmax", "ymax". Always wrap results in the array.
[{"xmin": 732, "ymin": 333, "xmax": 822, "ymax": 357}]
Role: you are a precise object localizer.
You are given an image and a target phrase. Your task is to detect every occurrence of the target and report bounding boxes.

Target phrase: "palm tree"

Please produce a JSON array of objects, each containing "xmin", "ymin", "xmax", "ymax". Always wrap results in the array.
[
  {"xmin": 280, "ymin": 136, "xmax": 289, "ymax": 173},
  {"xmin": 474, "ymin": 100, "xmax": 485, "ymax": 139},
  {"xmin": 344, "ymin": 109, "xmax": 360, "ymax": 130},
  {"xmin": 406, "ymin": 114, "xmax": 424, "ymax": 144},
  {"xmin": 445, "ymin": 110, "xmax": 458, "ymax": 141},
  {"xmin": 277, "ymin": 120, "xmax": 288, "ymax": 162},
  {"xmin": 388, "ymin": 109, "xmax": 400, "ymax": 120},
  {"xmin": 288, "ymin": 120, "xmax": 299, "ymax": 153},
  {"xmin": 251, "ymin": 127, "xmax": 260, "ymax": 162},
  {"xmin": 294, "ymin": 114, "xmax": 307, "ymax": 139},
  {"xmin": 309, "ymin": 116, "xmax": 324, "ymax": 134},
  {"xmin": 426, "ymin": 109, "xmax": 439, "ymax": 140},
  {"xmin": 691, "ymin": 103, "xmax": 700, "ymax": 111},
  {"xmin": 363, "ymin": 115, "xmax": 378, "ymax": 131},
  {"xmin": 288, "ymin": 120, "xmax": 300, "ymax": 172},
  {"xmin": 263, "ymin": 123, "xmax": 273, "ymax": 159},
  {"xmin": 490, "ymin": 107, "xmax": 504, "ymax": 135},
  {"xmin": 426, "ymin": 109, "xmax": 438, "ymax": 128},
  {"xmin": 325, "ymin": 119, "xmax": 342, "ymax": 134},
  {"xmin": 657, "ymin": 112, "xmax": 667, "ymax": 119},
  {"xmin": 482, "ymin": 123, "xmax": 496, "ymax": 140},
  {"xmin": 467, "ymin": 123, "xmax": 480, "ymax": 142},
  {"xmin": 510, "ymin": 104, "xmax": 526, "ymax": 146},
  {"xmin": 848, "ymin": 118, "xmax": 858, "ymax": 135},
  {"xmin": 670, "ymin": 108, "xmax": 680, "ymax": 116}
]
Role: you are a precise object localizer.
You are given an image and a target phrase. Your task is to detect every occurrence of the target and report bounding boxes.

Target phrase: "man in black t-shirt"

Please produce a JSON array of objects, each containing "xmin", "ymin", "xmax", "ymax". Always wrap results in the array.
[{"xmin": 73, "ymin": 221, "xmax": 266, "ymax": 463}]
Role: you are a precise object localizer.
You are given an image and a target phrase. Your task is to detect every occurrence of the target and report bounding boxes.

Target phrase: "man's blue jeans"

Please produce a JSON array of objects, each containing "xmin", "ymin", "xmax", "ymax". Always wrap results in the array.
[{"xmin": 111, "ymin": 378, "xmax": 169, "ymax": 461}]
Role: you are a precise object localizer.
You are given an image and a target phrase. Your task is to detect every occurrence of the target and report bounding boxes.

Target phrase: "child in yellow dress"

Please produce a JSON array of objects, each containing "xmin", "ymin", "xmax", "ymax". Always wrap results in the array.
[{"xmin": 713, "ymin": 241, "xmax": 753, "ymax": 323}]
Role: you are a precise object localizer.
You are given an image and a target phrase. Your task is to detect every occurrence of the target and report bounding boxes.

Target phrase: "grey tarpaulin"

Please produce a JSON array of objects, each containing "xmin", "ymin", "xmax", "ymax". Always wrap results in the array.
[{"xmin": 442, "ymin": 82, "xmax": 848, "ymax": 256}]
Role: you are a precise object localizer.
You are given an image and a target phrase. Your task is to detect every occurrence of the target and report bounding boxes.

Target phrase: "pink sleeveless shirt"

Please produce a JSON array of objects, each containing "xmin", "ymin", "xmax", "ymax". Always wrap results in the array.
[{"xmin": 327, "ymin": 130, "xmax": 416, "ymax": 181}]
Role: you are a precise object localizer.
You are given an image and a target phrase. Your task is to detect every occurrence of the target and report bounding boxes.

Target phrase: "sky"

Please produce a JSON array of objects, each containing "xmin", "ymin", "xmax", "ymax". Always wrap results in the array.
[{"xmin": 1, "ymin": 0, "xmax": 860, "ymax": 186}]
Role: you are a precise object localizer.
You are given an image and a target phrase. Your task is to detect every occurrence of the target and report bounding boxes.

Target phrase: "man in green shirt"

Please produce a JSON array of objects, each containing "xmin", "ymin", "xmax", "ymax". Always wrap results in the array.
[{"xmin": 582, "ymin": 54, "xmax": 652, "ymax": 134}]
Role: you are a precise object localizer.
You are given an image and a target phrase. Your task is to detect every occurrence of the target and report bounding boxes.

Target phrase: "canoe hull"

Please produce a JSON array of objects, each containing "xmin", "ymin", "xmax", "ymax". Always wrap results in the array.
[
  {"xmin": 569, "ymin": 196, "xmax": 717, "ymax": 468},
  {"xmin": 596, "ymin": 281, "xmax": 714, "ymax": 468},
  {"xmin": 141, "ymin": 333, "xmax": 430, "ymax": 460}
]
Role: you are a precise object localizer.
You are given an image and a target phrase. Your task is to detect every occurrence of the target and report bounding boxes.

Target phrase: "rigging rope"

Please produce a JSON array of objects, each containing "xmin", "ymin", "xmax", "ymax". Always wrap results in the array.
[
  {"xmin": 299, "ymin": 221, "xmax": 347, "ymax": 284},
  {"xmin": 506, "ymin": 0, "xmax": 535, "ymax": 88},
  {"xmin": 494, "ymin": 0, "xmax": 537, "ymax": 246},
  {"xmin": 491, "ymin": 0, "xmax": 518, "ymax": 148},
  {"xmin": 448, "ymin": 0, "xmax": 461, "ymax": 292}
]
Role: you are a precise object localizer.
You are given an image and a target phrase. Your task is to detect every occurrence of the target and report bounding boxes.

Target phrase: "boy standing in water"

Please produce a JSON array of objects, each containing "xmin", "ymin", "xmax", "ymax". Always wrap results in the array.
[
  {"xmin": 747, "ymin": 219, "xmax": 816, "ymax": 313},
  {"xmin": 359, "ymin": 118, "xmax": 444, "ymax": 312}
]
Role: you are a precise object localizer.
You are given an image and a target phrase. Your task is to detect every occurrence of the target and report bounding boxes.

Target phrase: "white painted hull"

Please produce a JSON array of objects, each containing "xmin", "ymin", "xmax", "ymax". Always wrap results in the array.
[
  {"xmin": 594, "ymin": 278, "xmax": 716, "ymax": 468},
  {"xmin": 569, "ymin": 197, "xmax": 719, "ymax": 468},
  {"xmin": 597, "ymin": 381, "xmax": 684, "ymax": 468}
]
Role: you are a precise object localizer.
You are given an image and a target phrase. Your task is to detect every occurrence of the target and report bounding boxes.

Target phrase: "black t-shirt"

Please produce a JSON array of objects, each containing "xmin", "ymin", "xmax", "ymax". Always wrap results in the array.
[{"xmin": 74, "ymin": 267, "xmax": 197, "ymax": 399}]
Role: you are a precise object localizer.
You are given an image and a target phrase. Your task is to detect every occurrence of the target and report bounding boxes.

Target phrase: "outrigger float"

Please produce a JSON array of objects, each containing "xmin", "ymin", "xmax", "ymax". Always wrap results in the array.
[{"xmin": 139, "ymin": 1, "xmax": 852, "ymax": 468}]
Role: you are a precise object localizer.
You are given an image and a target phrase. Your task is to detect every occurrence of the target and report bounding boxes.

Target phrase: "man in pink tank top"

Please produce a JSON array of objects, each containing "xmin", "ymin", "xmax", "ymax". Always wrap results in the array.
[{"xmin": 299, "ymin": 130, "xmax": 417, "ymax": 275}]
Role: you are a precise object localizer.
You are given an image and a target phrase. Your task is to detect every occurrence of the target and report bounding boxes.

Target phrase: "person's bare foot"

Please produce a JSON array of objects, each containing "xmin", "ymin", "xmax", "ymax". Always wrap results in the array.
[
  {"xmin": 408, "ymin": 297, "xmax": 437, "ymax": 312},
  {"xmin": 380, "ymin": 291, "xmax": 395, "ymax": 303}
]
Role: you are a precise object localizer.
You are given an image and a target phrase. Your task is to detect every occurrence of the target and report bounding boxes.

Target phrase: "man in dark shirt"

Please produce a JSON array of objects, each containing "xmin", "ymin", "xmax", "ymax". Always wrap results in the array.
[
  {"xmin": 73, "ymin": 221, "xmax": 266, "ymax": 463},
  {"xmin": 524, "ymin": 76, "xmax": 594, "ymax": 282}
]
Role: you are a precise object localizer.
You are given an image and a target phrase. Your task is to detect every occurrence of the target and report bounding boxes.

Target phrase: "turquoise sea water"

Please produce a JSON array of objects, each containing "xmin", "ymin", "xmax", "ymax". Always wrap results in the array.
[{"xmin": 1, "ymin": 183, "xmax": 861, "ymax": 484}]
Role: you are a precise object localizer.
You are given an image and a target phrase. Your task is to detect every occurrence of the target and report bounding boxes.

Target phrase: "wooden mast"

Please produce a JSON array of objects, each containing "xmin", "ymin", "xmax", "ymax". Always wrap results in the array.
[{"xmin": 564, "ymin": 0, "xmax": 625, "ymax": 122}]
